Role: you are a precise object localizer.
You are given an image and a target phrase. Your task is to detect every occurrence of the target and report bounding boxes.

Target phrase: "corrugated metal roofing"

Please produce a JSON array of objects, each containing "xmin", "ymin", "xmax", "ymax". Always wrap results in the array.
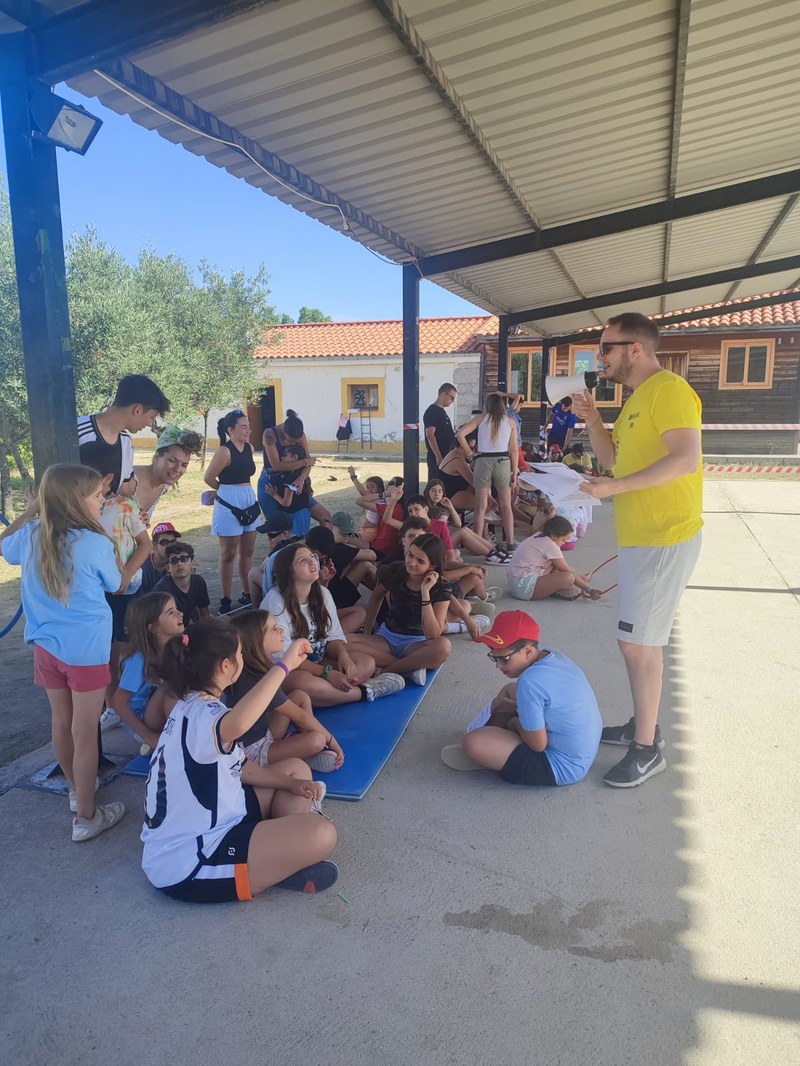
[{"xmin": 10, "ymin": 0, "xmax": 800, "ymax": 333}]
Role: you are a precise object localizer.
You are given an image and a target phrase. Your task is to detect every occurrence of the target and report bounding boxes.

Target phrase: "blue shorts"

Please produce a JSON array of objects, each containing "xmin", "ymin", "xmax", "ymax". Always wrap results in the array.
[
  {"xmin": 508, "ymin": 573, "xmax": 537, "ymax": 600},
  {"xmin": 375, "ymin": 624, "xmax": 427, "ymax": 658}
]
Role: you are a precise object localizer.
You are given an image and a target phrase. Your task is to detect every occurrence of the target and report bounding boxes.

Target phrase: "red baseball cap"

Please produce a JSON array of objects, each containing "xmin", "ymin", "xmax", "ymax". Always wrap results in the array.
[
  {"xmin": 152, "ymin": 522, "xmax": 182, "ymax": 538},
  {"xmin": 474, "ymin": 610, "xmax": 540, "ymax": 649}
]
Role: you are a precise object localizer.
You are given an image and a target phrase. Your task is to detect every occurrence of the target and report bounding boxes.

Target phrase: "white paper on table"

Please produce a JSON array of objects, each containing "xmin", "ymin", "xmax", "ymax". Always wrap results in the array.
[{"xmin": 518, "ymin": 466, "xmax": 603, "ymax": 508}]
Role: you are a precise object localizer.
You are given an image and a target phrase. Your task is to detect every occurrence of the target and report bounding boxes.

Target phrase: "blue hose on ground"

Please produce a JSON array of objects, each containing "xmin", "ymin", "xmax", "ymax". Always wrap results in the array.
[{"xmin": 0, "ymin": 512, "xmax": 24, "ymax": 639}]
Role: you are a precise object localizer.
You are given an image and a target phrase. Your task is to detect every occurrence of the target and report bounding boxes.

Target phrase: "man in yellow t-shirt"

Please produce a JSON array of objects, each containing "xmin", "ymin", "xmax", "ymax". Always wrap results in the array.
[{"xmin": 572, "ymin": 312, "xmax": 702, "ymax": 789}]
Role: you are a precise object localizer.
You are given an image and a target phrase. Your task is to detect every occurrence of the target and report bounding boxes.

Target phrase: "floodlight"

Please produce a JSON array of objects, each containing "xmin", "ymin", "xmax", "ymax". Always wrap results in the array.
[{"xmin": 29, "ymin": 85, "xmax": 102, "ymax": 155}]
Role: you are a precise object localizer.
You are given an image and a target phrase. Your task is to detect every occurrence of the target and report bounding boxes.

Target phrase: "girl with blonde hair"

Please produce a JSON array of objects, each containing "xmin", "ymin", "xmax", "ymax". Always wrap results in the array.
[{"xmin": 0, "ymin": 465, "xmax": 126, "ymax": 842}]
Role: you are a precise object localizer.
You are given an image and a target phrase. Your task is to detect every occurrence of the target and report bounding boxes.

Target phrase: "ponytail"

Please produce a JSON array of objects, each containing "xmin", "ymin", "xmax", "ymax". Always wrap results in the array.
[
  {"xmin": 160, "ymin": 618, "xmax": 239, "ymax": 697},
  {"xmin": 218, "ymin": 409, "xmax": 246, "ymax": 445}
]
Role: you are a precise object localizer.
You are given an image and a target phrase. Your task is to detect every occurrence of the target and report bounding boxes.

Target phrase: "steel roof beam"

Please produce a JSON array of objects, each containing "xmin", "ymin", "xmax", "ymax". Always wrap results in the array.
[
  {"xmin": 660, "ymin": 0, "xmax": 692, "ymax": 313},
  {"xmin": 521, "ymin": 290, "xmax": 800, "ymax": 346},
  {"xmin": 0, "ymin": 0, "xmax": 282, "ymax": 84},
  {"xmin": 506, "ymin": 254, "xmax": 800, "ymax": 326},
  {"xmin": 416, "ymin": 168, "xmax": 800, "ymax": 277},
  {"xmin": 722, "ymin": 194, "xmax": 800, "ymax": 302}
]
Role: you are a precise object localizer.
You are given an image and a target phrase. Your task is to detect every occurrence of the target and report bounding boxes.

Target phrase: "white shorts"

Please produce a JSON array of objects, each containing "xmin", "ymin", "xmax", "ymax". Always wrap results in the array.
[
  {"xmin": 617, "ymin": 532, "xmax": 701, "ymax": 646},
  {"xmin": 211, "ymin": 484, "xmax": 261, "ymax": 537}
]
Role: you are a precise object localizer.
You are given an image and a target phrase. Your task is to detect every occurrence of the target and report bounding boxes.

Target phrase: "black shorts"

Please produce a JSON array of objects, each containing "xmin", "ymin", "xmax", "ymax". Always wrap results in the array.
[
  {"xmin": 500, "ymin": 744, "xmax": 558, "ymax": 787},
  {"xmin": 328, "ymin": 575, "xmax": 361, "ymax": 610},
  {"xmin": 106, "ymin": 592, "xmax": 132, "ymax": 643},
  {"xmin": 440, "ymin": 470, "xmax": 470, "ymax": 498},
  {"xmin": 159, "ymin": 786, "xmax": 262, "ymax": 903}
]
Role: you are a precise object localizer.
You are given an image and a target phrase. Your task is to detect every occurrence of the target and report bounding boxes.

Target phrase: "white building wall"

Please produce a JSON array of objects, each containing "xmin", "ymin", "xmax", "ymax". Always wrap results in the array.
[{"xmin": 257, "ymin": 354, "xmax": 481, "ymax": 442}]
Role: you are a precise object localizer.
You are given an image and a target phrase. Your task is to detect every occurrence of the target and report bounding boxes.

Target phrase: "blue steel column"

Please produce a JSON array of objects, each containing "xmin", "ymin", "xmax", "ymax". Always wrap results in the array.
[
  {"xmin": 1, "ymin": 40, "xmax": 79, "ymax": 475},
  {"xmin": 402, "ymin": 263, "xmax": 420, "ymax": 496},
  {"xmin": 497, "ymin": 314, "xmax": 509, "ymax": 391}
]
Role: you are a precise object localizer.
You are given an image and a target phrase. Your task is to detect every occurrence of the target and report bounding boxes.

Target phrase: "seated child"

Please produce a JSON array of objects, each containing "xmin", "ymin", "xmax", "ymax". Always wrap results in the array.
[
  {"xmin": 356, "ymin": 479, "xmax": 405, "ymax": 559},
  {"xmin": 507, "ymin": 517, "xmax": 601, "ymax": 602},
  {"xmin": 349, "ymin": 471, "xmax": 388, "ymax": 544},
  {"xmin": 331, "ymin": 510, "xmax": 371, "ymax": 550},
  {"xmin": 563, "ymin": 442, "xmax": 593, "ymax": 474},
  {"xmin": 229, "ymin": 611, "xmax": 344, "ymax": 772},
  {"xmin": 111, "ymin": 592, "xmax": 185, "ymax": 751},
  {"xmin": 248, "ymin": 512, "xmax": 299, "ymax": 604},
  {"xmin": 154, "ymin": 541, "xmax": 211, "ymax": 624},
  {"xmin": 440, "ymin": 610, "xmax": 602, "ymax": 787},
  {"xmin": 349, "ymin": 533, "xmax": 453, "ymax": 686},
  {"xmin": 141, "ymin": 619, "xmax": 339, "ymax": 902},
  {"xmin": 306, "ymin": 524, "xmax": 376, "ymax": 604}
]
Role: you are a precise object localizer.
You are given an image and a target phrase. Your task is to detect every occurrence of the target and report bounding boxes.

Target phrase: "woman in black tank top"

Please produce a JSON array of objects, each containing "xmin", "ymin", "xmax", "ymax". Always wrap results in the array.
[{"xmin": 204, "ymin": 410, "xmax": 260, "ymax": 614}]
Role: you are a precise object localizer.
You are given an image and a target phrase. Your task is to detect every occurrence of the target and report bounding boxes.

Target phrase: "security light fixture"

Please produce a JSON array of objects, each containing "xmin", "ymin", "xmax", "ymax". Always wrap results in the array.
[{"xmin": 29, "ymin": 85, "xmax": 102, "ymax": 155}]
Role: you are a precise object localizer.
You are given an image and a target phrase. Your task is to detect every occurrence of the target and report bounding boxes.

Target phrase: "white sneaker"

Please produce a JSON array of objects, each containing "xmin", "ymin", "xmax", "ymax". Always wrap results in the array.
[
  {"xmin": 470, "ymin": 600, "xmax": 496, "ymax": 619},
  {"xmin": 99, "ymin": 707, "xmax": 120, "ymax": 732},
  {"xmin": 363, "ymin": 672, "xmax": 406, "ymax": 701},
  {"xmin": 310, "ymin": 781, "xmax": 327, "ymax": 816},
  {"xmin": 69, "ymin": 777, "xmax": 99, "ymax": 813},
  {"xmin": 72, "ymin": 801, "xmax": 126, "ymax": 842},
  {"xmin": 441, "ymin": 744, "xmax": 484, "ymax": 771},
  {"xmin": 406, "ymin": 668, "xmax": 427, "ymax": 686},
  {"xmin": 484, "ymin": 586, "xmax": 504, "ymax": 602},
  {"xmin": 306, "ymin": 749, "xmax": 339, "ymax": 772},
  {"xmin": 472, "ymin": 615, "xmax": 492, "ymax": 635}
]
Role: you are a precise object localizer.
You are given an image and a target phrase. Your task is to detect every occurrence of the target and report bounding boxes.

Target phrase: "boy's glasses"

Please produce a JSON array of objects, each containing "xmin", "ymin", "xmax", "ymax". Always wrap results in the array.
[
  {"xmin": 168, "ymin": 554, "xmax": 192, "ymax": 564},
  {"xmin": 487, "ymin": 650, "xmax": 519, "ymax": 664}
]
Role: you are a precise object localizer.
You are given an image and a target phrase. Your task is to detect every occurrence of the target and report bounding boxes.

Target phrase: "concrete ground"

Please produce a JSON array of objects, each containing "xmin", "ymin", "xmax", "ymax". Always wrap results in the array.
[{"xmin": 1, "ymin": 479, "xmax": 798, "ymax": 1066}]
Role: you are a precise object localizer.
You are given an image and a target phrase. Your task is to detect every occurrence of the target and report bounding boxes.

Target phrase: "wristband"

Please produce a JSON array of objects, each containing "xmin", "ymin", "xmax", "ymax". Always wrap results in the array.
[
  {"xmin": 421, "ymin": 600, "xmax": 432, "ymax": 606},
  {"xmin": 273, "ymin": 661, "xmax": 290, "ymax": 677},
  {"xmin": 322, "ymin": 663, "xmax": 334, "ymax": 680}
]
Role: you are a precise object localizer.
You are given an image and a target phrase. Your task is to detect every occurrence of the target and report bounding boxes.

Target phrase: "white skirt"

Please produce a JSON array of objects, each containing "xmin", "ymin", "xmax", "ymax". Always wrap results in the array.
[{"xmin": 211, "ymin": 484, "xmax": 260, "ymax": 537}]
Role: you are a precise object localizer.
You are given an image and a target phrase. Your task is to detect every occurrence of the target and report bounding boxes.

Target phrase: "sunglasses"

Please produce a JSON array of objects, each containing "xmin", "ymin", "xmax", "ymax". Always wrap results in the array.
[
  {"xmin": 597, "ymin": 340, "xmax": 635, "ymax": 357},
  {"xmin": 168, "ymin": 554, "xmax": 193, "ymax": 564},
  {"xmin": 486, "ymin": 650, "xmax": 519, "ymax": 664},
  {"xmin": 155, "ymin": 537, "xmax": 178, "ymax": 546}
]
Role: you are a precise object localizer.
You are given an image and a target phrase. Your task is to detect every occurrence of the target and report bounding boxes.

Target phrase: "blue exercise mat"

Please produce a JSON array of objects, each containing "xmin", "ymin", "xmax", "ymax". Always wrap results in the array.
[
  {"xmin": 312, "ymin": 668, "xmax": 439, "ymax": 801},
  {"xmin": 122, "ymin": 668, "xmax": 439, "ymax": 798}
]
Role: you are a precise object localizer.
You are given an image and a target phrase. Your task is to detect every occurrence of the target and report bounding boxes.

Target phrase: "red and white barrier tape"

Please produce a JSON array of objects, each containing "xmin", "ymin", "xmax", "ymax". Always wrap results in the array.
[{"xmin": 704, "ymin": 464, "xmax": 800, "ymax": 474}]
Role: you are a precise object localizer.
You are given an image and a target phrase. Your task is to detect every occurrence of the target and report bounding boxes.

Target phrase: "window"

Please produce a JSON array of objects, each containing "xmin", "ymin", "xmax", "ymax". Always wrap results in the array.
[
  {"xmin": 510, "ymin": 349, "xmax": 543, "ymax": 403},
  {"xmin": 719, "ymin": 341, "xmax": 774, "ymax": 389},
  {"xmin": 569, "ymin": 345, "xmax": 622, "ymax": 407},
  {"xmin": 657, "ymin": 353, "xmax": 689, "ymax": 378},
  {"xmin": 341, "ymin": 378, "xmax": 385, "ymax": 417}
]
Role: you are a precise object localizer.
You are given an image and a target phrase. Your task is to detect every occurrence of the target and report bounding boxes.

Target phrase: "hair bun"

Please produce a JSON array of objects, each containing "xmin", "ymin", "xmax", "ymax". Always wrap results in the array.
[{"xmin": 286, "ymin": 408, "xmax": 298, "ymax": 419}]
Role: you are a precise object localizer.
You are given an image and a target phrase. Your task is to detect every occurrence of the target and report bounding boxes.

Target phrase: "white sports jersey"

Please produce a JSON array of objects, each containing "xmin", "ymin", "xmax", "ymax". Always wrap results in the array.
[
  {"xmin": 141, "ymin": 691, "xmax": 248, "ymax": 889},
  {"xmin": 77, "ymin": 414, "xmax": 134, "ymax": 493}
]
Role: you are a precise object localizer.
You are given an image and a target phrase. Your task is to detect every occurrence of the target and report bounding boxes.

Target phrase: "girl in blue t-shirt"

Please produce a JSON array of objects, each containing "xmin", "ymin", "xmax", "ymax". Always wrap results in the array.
[
  {"xmin": 111, "ymin": 591, "xmax": 185, "ymax": 751},
  {"xmin": 0, "ymin": 465, "xmax": 125, "ymax": 843}
]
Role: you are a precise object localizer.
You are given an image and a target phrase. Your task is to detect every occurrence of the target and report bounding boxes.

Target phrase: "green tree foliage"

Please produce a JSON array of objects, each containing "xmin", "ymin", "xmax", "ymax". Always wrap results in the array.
[
  {"xmin": 297, "ymin": 306, "xmax": 332, "ymax": 323},
  {"xmin": 0, "ymin": 186, "xmax": 284, "ymax": 472}
]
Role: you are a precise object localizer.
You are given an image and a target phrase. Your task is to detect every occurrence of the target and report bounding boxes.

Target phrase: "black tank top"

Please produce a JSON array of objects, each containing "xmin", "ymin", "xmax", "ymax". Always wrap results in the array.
[{"xmin": 218, "ymin": 441, "xmax": 256, "ymax": 484}]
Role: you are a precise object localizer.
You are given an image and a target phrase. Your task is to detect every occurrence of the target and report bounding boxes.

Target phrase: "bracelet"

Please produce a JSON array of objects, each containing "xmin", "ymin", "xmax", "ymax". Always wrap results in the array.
[
  {"xmin": 273, "ymin": 661, "xmax": 290, "ymax": 677},
  {"xmin": 322, "ymin": 663, "xmax": 334, "ymax": 680},
  {"xmin": 421, "ymin": 600, "xmax": 432, "ymax": 606}
]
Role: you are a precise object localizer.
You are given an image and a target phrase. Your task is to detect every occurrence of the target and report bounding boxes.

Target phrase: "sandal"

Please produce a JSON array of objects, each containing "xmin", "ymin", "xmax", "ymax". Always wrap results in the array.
[{"xmin": 552, "ymin": 586, "xmax": 582, "ymax": 601}]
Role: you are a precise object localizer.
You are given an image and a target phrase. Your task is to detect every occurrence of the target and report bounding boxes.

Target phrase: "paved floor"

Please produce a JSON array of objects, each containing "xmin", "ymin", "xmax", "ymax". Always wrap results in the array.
[{"xmin": 1, "ymin": 480, "xmax": 798, "ymax": 1066}]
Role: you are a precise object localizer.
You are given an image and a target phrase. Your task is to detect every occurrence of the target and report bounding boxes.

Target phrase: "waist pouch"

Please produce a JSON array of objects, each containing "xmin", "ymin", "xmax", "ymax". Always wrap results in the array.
[{"xmin": 216, "ymin": 496, "xmax": 261, "ymax": 527}]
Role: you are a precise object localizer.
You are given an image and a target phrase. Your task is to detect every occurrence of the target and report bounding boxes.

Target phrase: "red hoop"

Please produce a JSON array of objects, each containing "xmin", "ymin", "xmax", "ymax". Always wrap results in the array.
[{"xmin": 585, "ymin": 554, "xmax": 618, "ymax": 595}]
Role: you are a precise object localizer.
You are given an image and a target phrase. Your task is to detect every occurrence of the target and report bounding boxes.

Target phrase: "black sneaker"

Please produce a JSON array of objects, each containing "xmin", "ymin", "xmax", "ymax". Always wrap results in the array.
[
  {"xmin": 275, "ymin": 860, "xmax": 339, "ymax": 894},
  {"xmin": 603, "ymin": 743, "xmax": 666, "ymax": 788},
  {"xmin": 601, "ymin": 716, "xmax": 665, "ymax": 750},
  {"xmin": 218, "ymin": 597, "xmax": 233, "ymax": 615},
  {"xmin": 238, "ymin": 592, "xmax": 252, "ymax": 607}
]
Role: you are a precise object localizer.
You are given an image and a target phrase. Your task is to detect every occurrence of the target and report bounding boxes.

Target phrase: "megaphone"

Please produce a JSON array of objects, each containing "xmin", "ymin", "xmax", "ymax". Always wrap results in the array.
[{"xmin": 544, "ymin": 371, "xmax": 598, "ymax": 406}]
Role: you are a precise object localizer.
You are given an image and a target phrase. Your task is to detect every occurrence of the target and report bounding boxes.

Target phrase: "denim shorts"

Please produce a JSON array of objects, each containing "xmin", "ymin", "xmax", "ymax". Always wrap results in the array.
[
  {"xmin": 375, "ymin": 623, "xmax": 427, "ymax": 658},
  {"xmin": 508, "ymin": 572, "xmax": 537, "ymax": 600}
]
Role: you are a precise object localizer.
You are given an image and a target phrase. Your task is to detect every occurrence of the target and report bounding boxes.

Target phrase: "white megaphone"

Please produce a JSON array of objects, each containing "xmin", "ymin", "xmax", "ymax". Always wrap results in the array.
[{"xmin": 544, "ymin": 371, "xmax": 598, "ymax": 406}]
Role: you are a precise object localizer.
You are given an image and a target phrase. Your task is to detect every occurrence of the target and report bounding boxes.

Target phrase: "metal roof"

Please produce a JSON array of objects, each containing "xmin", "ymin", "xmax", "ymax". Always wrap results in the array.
[{"xmin": 5, "ymin": 0, "xmax": 800, "ymax": 336}]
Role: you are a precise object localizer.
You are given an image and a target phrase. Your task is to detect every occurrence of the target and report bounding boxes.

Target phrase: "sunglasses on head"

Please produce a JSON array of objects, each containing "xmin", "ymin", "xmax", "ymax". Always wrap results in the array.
[{"xmin": 168, "ymin": 554, "xmax": 193, "ymax": 564}]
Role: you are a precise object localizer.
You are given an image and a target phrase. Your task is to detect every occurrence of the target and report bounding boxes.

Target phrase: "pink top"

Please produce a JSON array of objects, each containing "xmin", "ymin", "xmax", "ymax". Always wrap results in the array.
[{"xmin": 508, "ymin": 534, "xmax": 563, "ymax": 578}]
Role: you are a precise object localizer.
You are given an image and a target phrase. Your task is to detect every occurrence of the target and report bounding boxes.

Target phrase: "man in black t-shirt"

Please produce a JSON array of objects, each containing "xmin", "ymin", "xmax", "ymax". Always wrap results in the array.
[
  {"xmin": 139, "ymin": 521, "xmax": 182, "ymax": 594},
  {"xmin": 153, "ymin": 542, "xmax": 210, "ymax": 625},
  {"xmin": 423, "ymin": 383, "xmax": 458, "ymax": 480}
]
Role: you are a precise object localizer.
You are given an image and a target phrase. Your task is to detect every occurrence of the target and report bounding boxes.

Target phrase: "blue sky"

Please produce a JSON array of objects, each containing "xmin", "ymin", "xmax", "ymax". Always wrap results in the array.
[{"xmin": 0, "ymin": 85, "xmax": 481, "ymax": 323}]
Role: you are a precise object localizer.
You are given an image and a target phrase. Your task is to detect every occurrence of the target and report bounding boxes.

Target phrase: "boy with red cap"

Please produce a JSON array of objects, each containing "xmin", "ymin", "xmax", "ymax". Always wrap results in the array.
[{"xmin": 441, "ymin": 610, "xmax": 601, "ymax": 786}]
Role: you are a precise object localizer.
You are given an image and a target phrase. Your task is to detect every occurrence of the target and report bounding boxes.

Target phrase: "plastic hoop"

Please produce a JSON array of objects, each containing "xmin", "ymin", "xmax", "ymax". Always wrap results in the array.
[
  {"xmin": 0, "ymin": 512, "xmax": 24, "ymax": 639},
  {"xmin": 585, "ymin": 554, "xmax": 619, "ymax": 596}
]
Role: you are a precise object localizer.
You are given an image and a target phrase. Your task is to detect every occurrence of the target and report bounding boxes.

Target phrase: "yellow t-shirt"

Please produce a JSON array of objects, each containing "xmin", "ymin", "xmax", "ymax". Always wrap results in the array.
[{"xmin": 612, "ymin": 371, "xmax": 703, "ymax": 547}]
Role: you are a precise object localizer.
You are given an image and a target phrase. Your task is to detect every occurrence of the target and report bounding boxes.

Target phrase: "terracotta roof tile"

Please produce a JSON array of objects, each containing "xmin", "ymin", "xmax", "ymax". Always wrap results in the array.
[
  {"xmin": 255, "ymin": 315, "xmax": 497, "ymax": 359},
  {"xmin": 659, "ymin": 290, "xmax": 800, "ymax": 330}
]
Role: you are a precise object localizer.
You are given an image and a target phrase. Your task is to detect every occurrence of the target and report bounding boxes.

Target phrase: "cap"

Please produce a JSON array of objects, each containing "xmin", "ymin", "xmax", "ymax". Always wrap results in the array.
[
  {"xmin": 151, "ymin": 522, "xmax": 181, "ymax": 539},
  {"xmin": 474, "ymin": 610, "xmax": 540, "ymax": 650},
  {"xmin": 331, "ymin": 510, "xmax": 355, "ymax": 535},
  {"xmin": 256, "ymin": 512, "xmax": 293, "ymax": 536}
]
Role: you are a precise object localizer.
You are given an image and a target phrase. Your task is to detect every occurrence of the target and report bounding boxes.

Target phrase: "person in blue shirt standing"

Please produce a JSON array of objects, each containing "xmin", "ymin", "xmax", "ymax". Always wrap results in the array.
[
  {"xmin": 441, "ymin": 610, "xmax": 601, "ymax": 786},
  {"xmin": 547, "ymin": 396, "xmax": 579, "ymax": 453}
]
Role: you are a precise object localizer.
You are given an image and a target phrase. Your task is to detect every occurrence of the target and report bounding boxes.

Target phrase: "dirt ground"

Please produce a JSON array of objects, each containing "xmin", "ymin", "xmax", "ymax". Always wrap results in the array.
[{"xmin": 0, "ymin": 454, "xmax": 414, "ymax": 767}]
